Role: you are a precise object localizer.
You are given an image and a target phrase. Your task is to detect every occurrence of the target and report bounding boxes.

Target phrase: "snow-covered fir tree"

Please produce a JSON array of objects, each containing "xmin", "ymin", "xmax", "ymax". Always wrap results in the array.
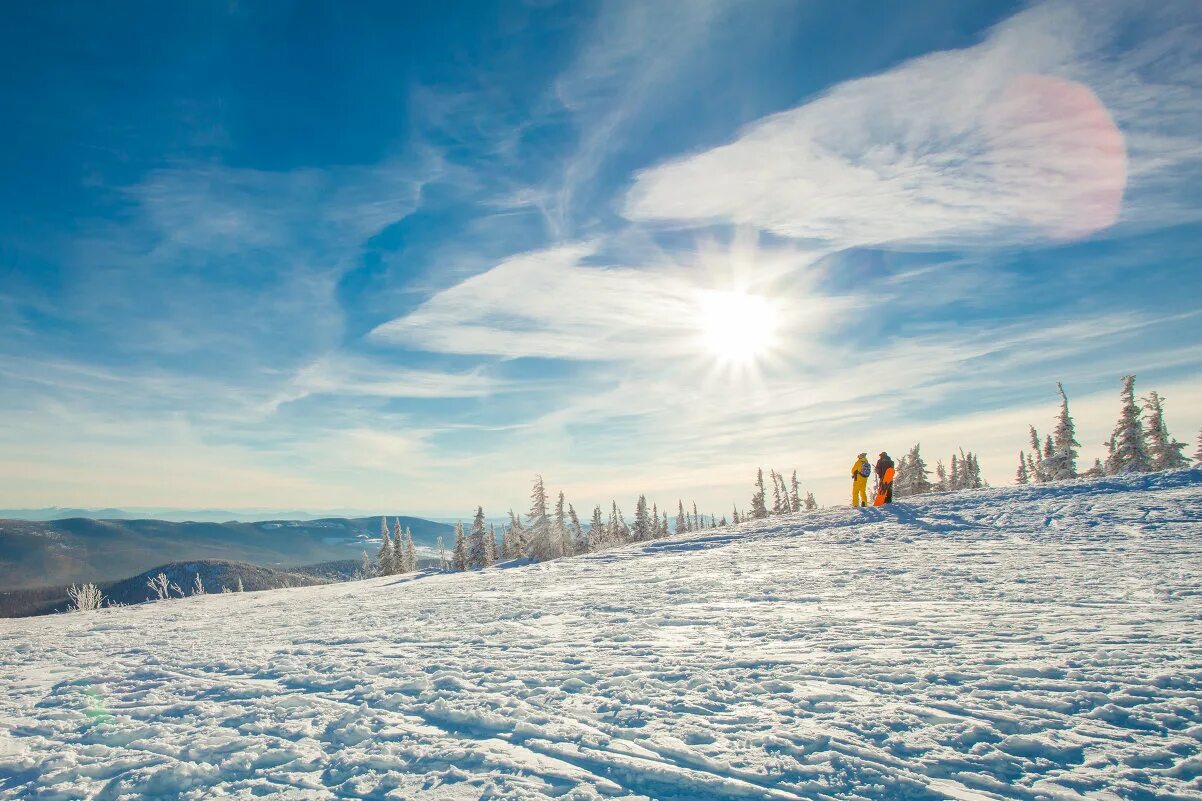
[
  {"xmin": 1028, "ymin": 426, "xmax": 1045, "ymax": 482},
  {"xmin": 499, "ymin": 526, "xmax": 513, "ymax": 561},
  {"xmin": 451, "ymin": 521, "xmax": 467, "ymax": 571},
  {"xmin": 731, "ymin": 506, "xmax": 740, "ymax": 525},
  {"xmin": 1142, "ymin": 390, "xmax": 1189, "ymax": 471},
  {"xmin": 1043, "ymin": 382, "xmax": 1080, "ymax": 480},
  {"xmin": 650, "ymin": 503, "xmax": 659, "ymax": 540},
  {"xmin": 525, "ymin": 476, "xmax": 556, "ymax": 561},
  {"xmin": 962, "ymin": 451, "xmax": 983, "ymax": 489},
  {"xmin": 770, "ymin": 470, "xmax": 784, "ymax": 515},
  {"xmin": 1195, "ymin": 428, "xmax": 1202, "ymax": 466},
  {"xmin": 789, "ymin": 471, "xmax": 801, "ymax": 513},
  {"xmin": 358, "ymin": 550, "xmax": 372, "ymax": 578},
  {"xmin": 692, "ymin": 502, "xmax": 700, "ymax": 531},
  {"xmin": 632, "ymin": 495, "xmax": 650, "ymax": 542},
  {"xmin": 392, "ymin": 518, "xmax": 411, "ymax": 574},
  {"xmin": 192, "ymin": 573, "xmax": 205, "ymax": 596},
  {"xmin": 804, "ymin": 491, "xmax": 818, "ymax": 511},
  {"xmin": 377, "ymin": 521, "xmax": 395, "ymax": 576},
  {"xmin": 468, "ymin": 506, "xmax": 488, "ymax": 570},
  {"xmin": 435, "ymin": 535, "xmax": 448, "ymax": 570},
  {"xmin": 899, "ymin": 443, "xmax": 932, "ymax": 496},
  {"xmin": 750, "ymin": 469, "xmax": 769, "ymax": 519},
  {"xmin": 486, "ymin": 524, "xmax": 498, "ymax": 565},
  {"xmin": 1016, "ymin": 452, "xmax": 1029, "ymax": 485},
  {"xmin": 588, "ymin": 505, "xmax": 604, "ymax": 552},
  {"xmin": 567, "ymin": 504, "xmax": 584, "ymax": 553},
  {"xmin": 892, "ymin": 454, "xmax": 908, "ymax": 496},
  {"xmin": 608, "ymin": 500, "xmax": 629, "ymax": 545},
  {"xmin": 660, "ymin": 510, "xmax": 669, "ymax": 538},
  {"xmin": 676, "ymin": 500, "xmax": 689, "ymax": 534},
  {"xmin": 935, "ymin": 460, "xmax": 948, "ymax": 491},
  {"xmin": 949, "ymin": 454, "xmax": 961, "ymax": 490},
  {"xmin": 506, "ymin": 509, "xmax": 525, "ymax": 558},
  {"xmin": 1106, "ymin": 375, "xmax": 1152, "ymax": 474},
  {"xmin": 553, "ymin": 491, "xmax": 570, "ymax": 558},
  {"xmin": 403, "ymin": 526, "xmax": 417, "ymax": 572}
]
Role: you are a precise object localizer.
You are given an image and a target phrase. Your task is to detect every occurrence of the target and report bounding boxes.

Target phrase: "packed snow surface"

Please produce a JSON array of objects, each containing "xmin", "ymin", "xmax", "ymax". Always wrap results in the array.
[{"xmin": 1, "ymin": 472, "xmax": 1201, "ymax": 800}]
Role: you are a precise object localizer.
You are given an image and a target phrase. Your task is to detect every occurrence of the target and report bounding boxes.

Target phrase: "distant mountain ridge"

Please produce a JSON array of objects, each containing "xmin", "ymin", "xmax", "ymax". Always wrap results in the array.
[
  {"xmin": 0, "ymin": 515, "xmax": 451, "ymax": 590},
  {"xmin": 0, "ymin": 507, "xmax": 431, "ymax": 523}
]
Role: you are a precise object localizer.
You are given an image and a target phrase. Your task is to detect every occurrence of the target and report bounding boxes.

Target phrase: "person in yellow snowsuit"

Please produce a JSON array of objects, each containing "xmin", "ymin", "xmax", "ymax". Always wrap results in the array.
[{"xmin": 851, "ymin": 452, "xmax": 871, "ymax": 507}]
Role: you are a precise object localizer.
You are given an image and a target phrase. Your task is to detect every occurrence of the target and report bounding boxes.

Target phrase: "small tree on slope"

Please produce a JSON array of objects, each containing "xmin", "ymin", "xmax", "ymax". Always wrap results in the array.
[
  {"xmin": 789, "ymin": 471, "xmax": 802, "ymax": 513},
  {"xmin": 1016, "ymin": 452, "xmax": 1029, "ymax": 485},
  {"xmin": 452, "ymin": 521, "xmax": 468, "ymax": 571},
  {"xmin": 750, "ymin": 469, "xmax": 769, "ymax": 520},
  {"xmin": 487, "ymin": 524, "xmax": 498, "ymax": 565},
  {"xmin": 587, "ymin": 505, "xmax": 604, "ymax": 552},
  {"xmin": 506, "ymin": 509, "xmax": 525, "ymax": 558},
  {"xmin": 1195, "ymin": 428, "xmax": 1202, "ymax": 466},
  {"xmin": 392, "ymin": 518, "xmax": 409, "ymax": 574},
  {"xmin": 468, "ymin": 506, "xmax": 488, "ymax": 570},
  {"xmin": 1143, "ymin": 391, "xmax": 1189, "ymax": 471},
  {"xmin": 1028, "ymin": 427, "xmax": 1046, "ymax": 482},
  {"xmin": 632, "ymin": 495, "xmax": 651, "ymax": 542},
  {"xmin": 1045, "ymin": 382, "xmax": 1080, "ymax": 480},
  {"xmin": 1106, "ymin": 375, "xmax": 1152, "ymax": 474},
  {"xmin": 568, "ymin": 504, "xmax": 585, "ymax": 553},
  {"xmin": 403, "ymin": 527, "xmax": 417, "ymax": 572},
  {"xmin": 525, "ymin": 475, "xmax": 554, "ymax": 561},
  {"xmin": 553, "ymin": 491, "xmax": 570, "ymax": 558},
  {"xmin": 377, "ymin": 518, "xmax": 395, "ymax": 575},
  {"xmin": 901, "ymin": 444, "xmax": 932, "ymax": 496},
  {"xmin": 67, "ymin": 583, "xmax": 105, "ymax": 612},
  {"xmin": 676, "ymin": 501, "xmax": 689, "ymax": 534}
]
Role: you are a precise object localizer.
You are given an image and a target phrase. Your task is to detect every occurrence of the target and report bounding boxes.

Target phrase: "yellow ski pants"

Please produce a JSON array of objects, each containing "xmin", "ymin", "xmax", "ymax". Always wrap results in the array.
[{"xmin": 852, "ymin": 476, "xmax": 868, "ymax": 507}]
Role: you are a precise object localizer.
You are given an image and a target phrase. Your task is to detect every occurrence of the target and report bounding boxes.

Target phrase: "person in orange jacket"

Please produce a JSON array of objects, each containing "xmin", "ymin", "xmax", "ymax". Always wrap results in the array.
[{"xmin": 851, "ymin": 452, "xmax": 871, "ymax": 507}]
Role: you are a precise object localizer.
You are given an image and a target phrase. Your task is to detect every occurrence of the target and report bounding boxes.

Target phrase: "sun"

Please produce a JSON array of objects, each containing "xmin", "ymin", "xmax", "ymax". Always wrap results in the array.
[{"xmin": 695, "ymin": 289, "xmax": 780, "ymax": 364}]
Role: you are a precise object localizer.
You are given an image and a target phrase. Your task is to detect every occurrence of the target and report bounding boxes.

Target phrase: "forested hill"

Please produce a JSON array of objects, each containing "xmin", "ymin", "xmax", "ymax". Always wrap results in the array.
[{"xmin": 0, "ymin": 515, "xmax": 450, "ymax": 590}]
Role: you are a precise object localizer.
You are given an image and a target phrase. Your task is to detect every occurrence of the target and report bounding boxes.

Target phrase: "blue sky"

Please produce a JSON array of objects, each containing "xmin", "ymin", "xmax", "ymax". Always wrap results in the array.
[{"xmin": 1, "ymin": 0, "xmax": 1200, "ymax": 516}]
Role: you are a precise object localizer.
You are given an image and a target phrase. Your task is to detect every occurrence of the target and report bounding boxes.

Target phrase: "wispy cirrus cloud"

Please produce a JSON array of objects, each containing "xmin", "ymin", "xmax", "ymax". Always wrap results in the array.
[
  {"xmin": 369, "ymin": 239, "xmax": 838, "ymax": 361},
  {"xmin": 623, "ymin": 0, "xmax": 1202, "ymax": 247}
]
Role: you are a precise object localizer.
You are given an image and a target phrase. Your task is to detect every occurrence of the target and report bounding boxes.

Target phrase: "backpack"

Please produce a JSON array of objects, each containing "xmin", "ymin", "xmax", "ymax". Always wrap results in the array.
[{"xmin": 859, "ymin": 461, "xmax": 871, "ymax": 478}]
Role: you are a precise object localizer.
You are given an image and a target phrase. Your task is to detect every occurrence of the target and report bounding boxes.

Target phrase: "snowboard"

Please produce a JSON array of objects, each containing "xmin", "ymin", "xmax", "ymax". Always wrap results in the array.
[{"xmin": 873, "ymin": 466, "xmax": 895, "ymax": 507}]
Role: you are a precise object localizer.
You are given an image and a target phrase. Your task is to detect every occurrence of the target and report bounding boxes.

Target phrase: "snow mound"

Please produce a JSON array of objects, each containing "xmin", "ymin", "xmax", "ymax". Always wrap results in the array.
[{"xmin": 1, "ymin": 470, "xmax": 1200, "ymax": 800}]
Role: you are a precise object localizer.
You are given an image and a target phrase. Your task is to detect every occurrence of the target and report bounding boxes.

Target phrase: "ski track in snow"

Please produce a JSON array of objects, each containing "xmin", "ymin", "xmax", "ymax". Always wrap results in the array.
[{"xmin": 1, "ymin": 471, "xmax": 1201, "ymax": 800}]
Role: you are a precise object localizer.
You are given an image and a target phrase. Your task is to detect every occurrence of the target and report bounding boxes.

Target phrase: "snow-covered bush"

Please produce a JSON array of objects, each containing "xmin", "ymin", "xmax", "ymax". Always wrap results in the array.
[
  {"xmin": 67, "ymin": 583, "xmax": 104, "ymax": 612},
  {"xmin": 146, "ymin": 572, "xmax": 181, "ymax": 601}
]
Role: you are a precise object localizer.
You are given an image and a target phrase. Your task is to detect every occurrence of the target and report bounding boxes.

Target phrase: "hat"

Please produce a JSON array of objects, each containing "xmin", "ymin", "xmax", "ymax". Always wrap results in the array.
[
  {"xmin": 879, "ymin": 451, "xmax": 888, "ymax": 457},
  {"xmin": 858, "ymin": 452, "xmax": 867, "ymax": 458}
]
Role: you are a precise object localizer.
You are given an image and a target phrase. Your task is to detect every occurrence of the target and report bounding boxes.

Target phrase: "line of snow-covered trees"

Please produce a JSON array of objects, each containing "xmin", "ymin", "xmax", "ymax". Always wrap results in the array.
[
  {"xmin": 742, "ymin": 468, "xmax": 818, "ymax": 520},
  {"xmin": 423, "ymin": 469, "xmax": 826, "ymax": 572},
  {"xmin": 374, "ymin": 517, "xmax": 419, "ymax": 576},
  {"xmin": 1017, "ymin": 375, "xmax": 1193, "ymax": 484},
  {"xmin": 890, "ymin": 445, "xmax": 986, "ymax": 498}
]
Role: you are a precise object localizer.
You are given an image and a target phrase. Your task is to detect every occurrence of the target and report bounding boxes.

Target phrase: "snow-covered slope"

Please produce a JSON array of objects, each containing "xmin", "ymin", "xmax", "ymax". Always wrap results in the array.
[{"xmin": 1, "ymin": 472, "xmax": 1200, "ymax": 800}]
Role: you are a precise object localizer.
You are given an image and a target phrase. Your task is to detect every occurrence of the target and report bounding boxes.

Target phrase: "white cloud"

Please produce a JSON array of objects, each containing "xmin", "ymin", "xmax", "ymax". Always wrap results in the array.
[
  {"xmin": 624, "ymin": 0, "xmax": 1202, "ymax": 247},
  {"xmin": 273, "ymin": 354, "xmax": 522, "ymax": 407}
]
